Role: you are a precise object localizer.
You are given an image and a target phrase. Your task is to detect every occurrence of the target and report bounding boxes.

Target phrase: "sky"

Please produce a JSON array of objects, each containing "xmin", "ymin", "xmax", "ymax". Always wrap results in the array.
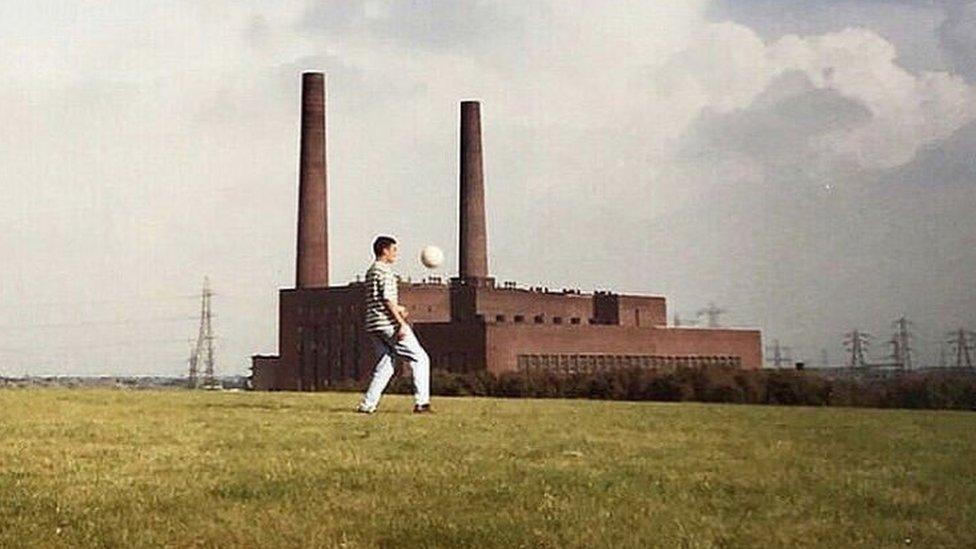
[{"xmin": 0, "ymin": 0, "xmax": 973, "ymax": 376}]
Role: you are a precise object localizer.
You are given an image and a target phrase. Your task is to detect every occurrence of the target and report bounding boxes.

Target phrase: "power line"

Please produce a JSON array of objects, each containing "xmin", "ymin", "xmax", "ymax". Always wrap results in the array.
[
  {"xmin": 0, "ymin": 294, "xmax": 200, "ymax": 309},
  {"xmin": 0, "ymin": 316, "xmax": 199, "ymax": 330},
  {"xmin": 0, "ymin": 338, "xmax": 194, "ymax": 354}
]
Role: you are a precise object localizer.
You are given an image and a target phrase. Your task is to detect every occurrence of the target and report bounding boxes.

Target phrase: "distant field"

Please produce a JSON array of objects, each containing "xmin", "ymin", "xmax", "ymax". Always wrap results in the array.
[{"xmin": 1, "ymin": 390, "xmax": 974, "ymax": 548}]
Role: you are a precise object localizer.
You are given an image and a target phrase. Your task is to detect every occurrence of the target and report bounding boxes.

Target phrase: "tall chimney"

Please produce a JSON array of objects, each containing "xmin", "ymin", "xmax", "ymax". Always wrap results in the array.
[
  {"xmin": 458, "ymin": 101, "xmax": 491, "ymax": 284},
  {"xmin": 295, "ymin": 72, "xmax": 329, "ymax": 288}
]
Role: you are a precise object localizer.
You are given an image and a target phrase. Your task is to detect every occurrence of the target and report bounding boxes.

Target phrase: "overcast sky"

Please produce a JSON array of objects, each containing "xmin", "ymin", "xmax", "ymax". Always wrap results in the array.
[{"xmin": 1, "ymin": 0, "xmax": 973, "ymax": 376}]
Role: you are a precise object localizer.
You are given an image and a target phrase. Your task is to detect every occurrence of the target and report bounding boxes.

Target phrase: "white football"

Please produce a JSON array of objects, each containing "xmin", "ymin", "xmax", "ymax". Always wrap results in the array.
[{"xmin": 420, "ymin": 245, "xmax": 444, "ymax": 268}]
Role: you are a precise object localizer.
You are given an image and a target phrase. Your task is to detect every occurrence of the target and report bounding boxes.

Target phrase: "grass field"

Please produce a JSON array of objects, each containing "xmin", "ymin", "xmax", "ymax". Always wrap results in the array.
[{"xmin": 1, "ymin": 389, "xmax": 974, "ymax": 548}]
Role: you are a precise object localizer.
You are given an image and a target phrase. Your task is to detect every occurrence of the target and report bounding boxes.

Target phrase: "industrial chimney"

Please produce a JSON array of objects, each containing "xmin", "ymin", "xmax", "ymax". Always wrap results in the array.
[
  {"xmin": 295, "ymin": 72, "xmax": 329, "ymax": 288},
  {"xmin": 458, "ymin": 101, "xmax": 493, "ymax": 286}
]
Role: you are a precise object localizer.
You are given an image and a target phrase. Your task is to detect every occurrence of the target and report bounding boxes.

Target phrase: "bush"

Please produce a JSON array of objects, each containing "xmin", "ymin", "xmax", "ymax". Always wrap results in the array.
[
  {"xmin": 642, "ymin": 374, "xmax": 691, "ymax": 402},
  {"xmin": 765, "ymin": 370, "xmax": 829, "ymax": 406},
  {"xmin": 494, "ymin": 372, "xmax": 525, "ymax": 398},
  {"xmin": 317, "ymin": 361, "xmax": 976, "ymax": 411}
]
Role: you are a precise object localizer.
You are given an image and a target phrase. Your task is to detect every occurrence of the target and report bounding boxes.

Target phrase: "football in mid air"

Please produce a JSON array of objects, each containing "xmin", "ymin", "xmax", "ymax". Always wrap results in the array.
[{"xmin": 420, "ymin": 245, "xmax": 444, "ymax": 269}]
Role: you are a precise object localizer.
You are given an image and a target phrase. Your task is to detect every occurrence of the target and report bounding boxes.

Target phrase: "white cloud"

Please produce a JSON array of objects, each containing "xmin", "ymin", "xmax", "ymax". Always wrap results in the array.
[
  {"xmin": 769, "ymin": 28, "xmax": 976, "ymax": 169},
  {"xmin": 647, "ymin": 23, "xmax": 976, "ymax": 170}
]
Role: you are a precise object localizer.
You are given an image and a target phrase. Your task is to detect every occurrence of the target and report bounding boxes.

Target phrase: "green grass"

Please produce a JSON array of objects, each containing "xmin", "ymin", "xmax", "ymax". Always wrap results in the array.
[{"xmin": 1, "ymin": 389, "xmax": 974, "ymax": 548}]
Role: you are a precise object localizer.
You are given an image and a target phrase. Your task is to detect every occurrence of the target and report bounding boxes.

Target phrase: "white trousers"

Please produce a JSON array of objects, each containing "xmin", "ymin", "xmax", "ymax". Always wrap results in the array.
[{"xmin": 359, "ymin": 325, "xmax": 430, "ymax": 411}]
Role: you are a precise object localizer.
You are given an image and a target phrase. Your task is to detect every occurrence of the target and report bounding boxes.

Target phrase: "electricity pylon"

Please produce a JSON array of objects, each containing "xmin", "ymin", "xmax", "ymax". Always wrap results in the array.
[
  {"xmin": 765, "ymin": 339, "xmax": 794, "ymax": 368},
  {"xmin": 696, "ymin": 302, "xmax": 727, "ymax": 328},
  {"xmin": 673, "ymin": 312, "xmax": 698, "ymax": 328},
  {"xmin": 946, "ymin": 328, "xmax": 975, "ymax": 369},
  {"xmin": 188, "ymin": 277, "xmax": 216, "ymax": 388},
  {"xmin": 890, "ymin": 316, "xmax": 914, "ymax": 370},
  {"xmin": 844, "ymin": 329, "xmax": 871, "ymax": 368}
]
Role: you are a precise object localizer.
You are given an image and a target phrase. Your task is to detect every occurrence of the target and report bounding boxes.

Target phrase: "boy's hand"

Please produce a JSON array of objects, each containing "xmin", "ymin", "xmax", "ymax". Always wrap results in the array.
[{"xmin": 396, "ymin": 325, "xmax": 409, "ymax": 341}]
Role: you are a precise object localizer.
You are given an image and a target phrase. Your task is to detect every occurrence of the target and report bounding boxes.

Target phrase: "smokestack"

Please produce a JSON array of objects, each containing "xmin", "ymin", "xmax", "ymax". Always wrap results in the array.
[
  {"xmin": 295, "ymin": 72, "xmax": 329, "ymax": 288},
  {"xmin": 459, "ymin": 101, "xmax": 490, "ymax": 283}
]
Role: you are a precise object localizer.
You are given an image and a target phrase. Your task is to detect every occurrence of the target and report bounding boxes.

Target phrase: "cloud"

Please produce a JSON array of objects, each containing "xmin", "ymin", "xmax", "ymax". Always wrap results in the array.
[
  {"xmin": 660, "ymin": 21, "xmax": 976, "ymax": 364},
  {"xmin": 301, "ymin": 0, "xmax": 537, "ymax": 56},
  {"xmin": 651, "ymin": 23, "xmax": 976, "ymax": 172},
  {"xmin": 770, "ymin": 28, "xmax": 976, "ymax": 169},
  {"xmin": 682, "ymin": 71, "xmax": 872, "ymax": 181},
  {"xmin": 0, "ymin": 1, "xmax": 972, "ymax": 374},
  {"xmin": 708, "ymin": 0, "xmax": 950, "ymax": 73},
  {"xmin": 886, "ymin": 116, "xmax": 976, "ymax": 187},
  {"xmin": 938, "ymin": 1, "xmax": 976, "ymax": 82}
]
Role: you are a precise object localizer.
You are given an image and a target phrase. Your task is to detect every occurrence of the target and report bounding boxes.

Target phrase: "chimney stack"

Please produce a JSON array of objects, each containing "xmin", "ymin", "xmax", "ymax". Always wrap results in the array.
[
  {"xmin": 295, "ymin": 72, "xmax": 329, "ymax": 288},
  {"xmin": 458, "ymin": 101, "xmax": 492, "ymax": 285}
]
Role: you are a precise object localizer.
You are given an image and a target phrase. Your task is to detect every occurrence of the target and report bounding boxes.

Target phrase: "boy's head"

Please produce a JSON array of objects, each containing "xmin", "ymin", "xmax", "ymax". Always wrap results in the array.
[{"xmin": 373, "ymin": 235, "xmax": 398, "ymax": 262}]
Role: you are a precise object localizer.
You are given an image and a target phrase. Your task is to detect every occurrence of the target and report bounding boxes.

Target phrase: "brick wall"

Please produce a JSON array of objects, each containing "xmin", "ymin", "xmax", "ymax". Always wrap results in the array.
[{"xmin": 485, "ymin": 324, "xmax": 762, "ymax": 374}]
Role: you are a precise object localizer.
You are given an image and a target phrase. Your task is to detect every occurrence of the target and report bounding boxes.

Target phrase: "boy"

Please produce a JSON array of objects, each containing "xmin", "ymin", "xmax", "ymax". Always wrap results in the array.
[{"xmin": 357, "ymin": 235, "xmax": 432, "ymax": 413}]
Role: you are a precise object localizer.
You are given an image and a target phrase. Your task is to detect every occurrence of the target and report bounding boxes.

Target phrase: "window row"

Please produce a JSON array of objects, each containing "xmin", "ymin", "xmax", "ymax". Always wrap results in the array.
[
  {"xmin": 493, "ymin": 314, "xmax": 583, "ymax": 325},
  {"xmin": 295, "ymin": 304, "xmax": 358, "ymax": 318},
  {"xmin": 517, "ymin": 354, "xmax": 742, "ymax": 373}
]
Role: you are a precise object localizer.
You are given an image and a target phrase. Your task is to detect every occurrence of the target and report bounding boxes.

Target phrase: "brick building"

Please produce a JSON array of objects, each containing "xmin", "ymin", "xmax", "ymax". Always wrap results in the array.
[{"xmin": 250, "ymin": 73, "xmax": 762, "ymax": 391}]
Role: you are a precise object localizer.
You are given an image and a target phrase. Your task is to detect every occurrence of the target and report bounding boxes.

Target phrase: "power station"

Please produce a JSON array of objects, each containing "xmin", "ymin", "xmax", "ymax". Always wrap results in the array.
[{"xmin": 250, "ymin": 72, "xmax": 762, "ymax": 391}]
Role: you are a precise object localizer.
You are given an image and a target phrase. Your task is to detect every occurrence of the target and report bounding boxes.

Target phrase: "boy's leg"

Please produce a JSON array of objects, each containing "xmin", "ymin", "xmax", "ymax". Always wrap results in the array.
[
  {"xmin": 391, "ymin": 327, "xmax": 430, "ymax": 407},
  {"xmin": 360, "ymin": 332, "xmax": 395, "ymax": 411}
]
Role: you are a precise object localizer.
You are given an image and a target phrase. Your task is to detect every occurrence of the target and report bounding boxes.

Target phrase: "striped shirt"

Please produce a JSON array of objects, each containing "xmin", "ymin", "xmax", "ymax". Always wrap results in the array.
[{"xmin": 364, "ymin": 260, "xmax": 399, "ymax": 332}]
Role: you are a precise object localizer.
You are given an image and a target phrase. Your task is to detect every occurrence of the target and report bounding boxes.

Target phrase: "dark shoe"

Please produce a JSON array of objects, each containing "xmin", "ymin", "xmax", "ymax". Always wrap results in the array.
[{"xmin": 413, "ymin": 404, "xmax": 432, "ymax": 414}]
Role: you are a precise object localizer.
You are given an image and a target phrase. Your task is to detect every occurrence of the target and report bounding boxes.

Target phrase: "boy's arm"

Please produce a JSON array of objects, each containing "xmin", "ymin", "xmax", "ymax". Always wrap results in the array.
[
  {"xmin": 380, "ymin": 270, "xmax": 409, "ymax": 338},
  {"xmin": 383, "ymin": 299, "xmax": 408, "ymax": 327},
  {"xmin": 383, "ymin": 299, "xmax": 409, "ymax": 339}
]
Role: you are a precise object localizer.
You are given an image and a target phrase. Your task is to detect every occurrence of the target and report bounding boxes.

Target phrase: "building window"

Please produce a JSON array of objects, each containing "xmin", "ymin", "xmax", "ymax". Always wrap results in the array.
[
  {"xmin": 553, "ymin": 317, "xmax": 563, "ymax": 324},
  {"xmin": 514, "ymin": 315, "xmax": 525, "ymax": 323},
  {"xmin": 496, "ymin": 314, "xmax": 506, "ymax": 322},
  {"xmin": 534, "ymin": 315, "xmax": 544, "ymax": 323},
  {"xmin": 570, "ymin": 317, "xmax": 581, "ymax": 325}
]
